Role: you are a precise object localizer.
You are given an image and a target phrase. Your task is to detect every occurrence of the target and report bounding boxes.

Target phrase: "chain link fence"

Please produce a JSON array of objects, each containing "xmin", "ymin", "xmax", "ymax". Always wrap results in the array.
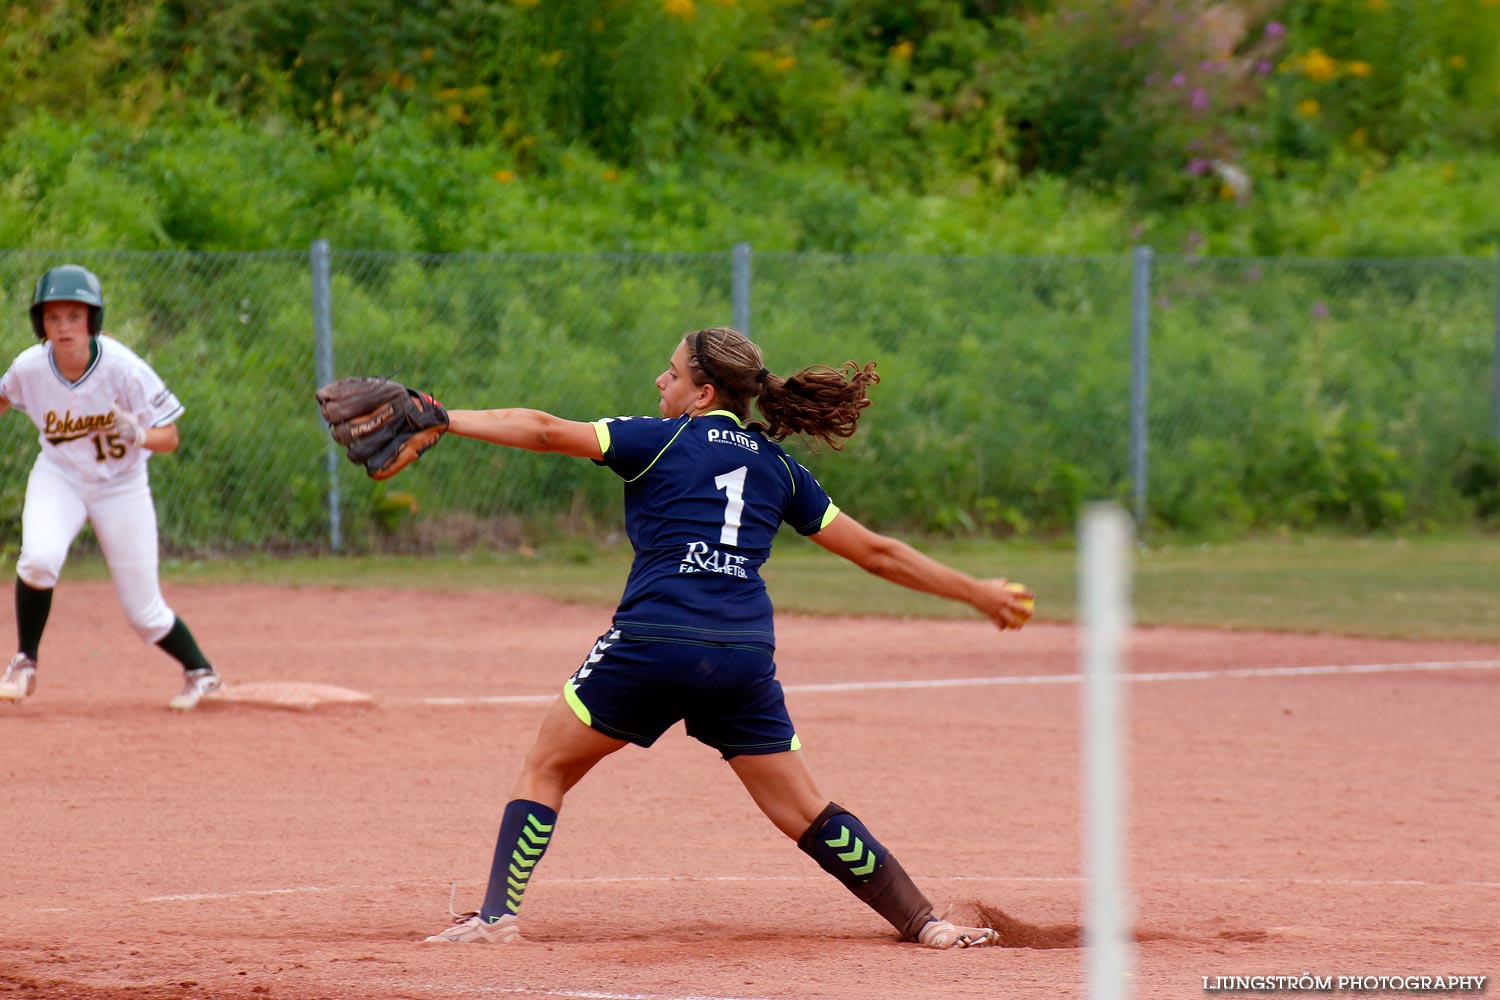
[{"xmin": 0, "ymin": 247, "xmax": 1495, "ymax": 555}]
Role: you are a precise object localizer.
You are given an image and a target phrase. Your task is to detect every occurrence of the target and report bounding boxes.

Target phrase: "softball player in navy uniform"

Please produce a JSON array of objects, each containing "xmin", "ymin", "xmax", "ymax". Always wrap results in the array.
[
  {"xmin": 0, "ymin": 265, "xmax": 224, "ymax": 710},
  {"xmin": 422, "ymin": 326, "xmax": 1034, "ymax": 949}
]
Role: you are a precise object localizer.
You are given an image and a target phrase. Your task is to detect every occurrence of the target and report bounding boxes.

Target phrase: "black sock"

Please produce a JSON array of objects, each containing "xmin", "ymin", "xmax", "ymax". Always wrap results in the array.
[
  {"xmin": 479, "ymin": 799, "xmax": 558, "ymax": 922},
  {"xmin": 155, "ymin": 617, "xmax": 212, "ymax": 672},
  {"xmin": 15, "ymin": 577, "xmax": 52, "ymax": 661}
]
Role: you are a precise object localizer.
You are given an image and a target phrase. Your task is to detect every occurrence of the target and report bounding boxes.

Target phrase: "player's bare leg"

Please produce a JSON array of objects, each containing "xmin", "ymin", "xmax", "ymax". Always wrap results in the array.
[
  {"xmin": 425, "ymin": 696, "xmax": 628, "ymax": 943},
  {"xmin": 731, "ymin": 749, "xmax": 999, "ymax": 948}
]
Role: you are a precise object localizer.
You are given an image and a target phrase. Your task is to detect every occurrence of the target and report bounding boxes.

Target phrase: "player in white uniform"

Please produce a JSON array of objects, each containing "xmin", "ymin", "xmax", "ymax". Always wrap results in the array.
[{"xmin": 0, "ymin": 265, "xmax": 224, "ymax": 710}]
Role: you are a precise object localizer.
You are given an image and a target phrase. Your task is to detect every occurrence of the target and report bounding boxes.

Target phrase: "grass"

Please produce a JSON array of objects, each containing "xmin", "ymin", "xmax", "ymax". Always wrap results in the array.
[{"xmin": 58, "ymin": 531, "xmax": 1493, "ymax": 642}]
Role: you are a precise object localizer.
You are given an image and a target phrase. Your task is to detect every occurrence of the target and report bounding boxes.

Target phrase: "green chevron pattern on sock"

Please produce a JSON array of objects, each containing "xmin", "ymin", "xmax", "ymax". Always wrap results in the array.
[
  {"xmin": 504, "ymin": 813, "xmax": 554, "ymax": 911},
  {"xmin": 798, "ymin": 802, "xmax": 933, "ymax": 940},
  {"xmin": 482, "ymin": 800, "xmax": 558, "ymax": 922},
  {"xmin": 824, "ymin": 825, "xmax": 878, "ymax": 875},
  {"xmin": 798, "ymin": 803, "xmax": 888, "ymax": 888}
]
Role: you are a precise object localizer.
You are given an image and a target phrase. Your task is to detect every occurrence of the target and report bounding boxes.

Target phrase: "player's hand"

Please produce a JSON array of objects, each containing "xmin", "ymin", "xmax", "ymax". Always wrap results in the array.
[
  {"xmin": 973, "ymin": 578, "xmax": 1035, "ymax": 631},
  {"xmin": 109, "ymin": 406, "xmax": 147, "ymax": 448}
]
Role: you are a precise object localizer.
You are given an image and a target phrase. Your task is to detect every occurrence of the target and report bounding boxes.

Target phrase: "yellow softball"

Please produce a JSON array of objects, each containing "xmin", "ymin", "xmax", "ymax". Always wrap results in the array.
[{"xmin": 1005, "ymin": 581, "xmax": 1035, "ymax": 620}]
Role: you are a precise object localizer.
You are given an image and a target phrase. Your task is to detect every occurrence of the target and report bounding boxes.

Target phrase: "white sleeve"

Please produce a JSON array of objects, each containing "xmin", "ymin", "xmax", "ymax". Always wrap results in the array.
[
  {"xmin": 123, "ymin": 355, "xmax": 184, "ymax": 427},
  {"xmin": 0, "ymin": 361, "xmax": 26, "ymax": 413}
]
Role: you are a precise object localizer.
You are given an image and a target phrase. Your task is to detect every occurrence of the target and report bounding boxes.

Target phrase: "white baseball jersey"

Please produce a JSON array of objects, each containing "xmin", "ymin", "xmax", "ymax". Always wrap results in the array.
[{"xmin": 0, "ymin": 335, "xmax": 184, "ymax": 483}]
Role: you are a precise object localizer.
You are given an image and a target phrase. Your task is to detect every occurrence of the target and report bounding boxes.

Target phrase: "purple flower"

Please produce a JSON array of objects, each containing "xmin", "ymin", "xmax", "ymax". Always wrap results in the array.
[
  {"xmin": 1265, "ymin": 21, "xmax": 1285, "ymax": 39},
  {"xmin": 1171, "ymin": 71, "xmax": 1187, "ymax": 88},
  {"xmin": 1311, "ymin": 301, "xmax": 1329, "ymax": 319},
  {"xmin": 1255, "ymin": 59, "xmax": 1273, "ymax": 76},
  {"xmin": 1191, "ymin": 88, "xmax": 1210, "ymax": 111},
  {"xmin": 1188, "ymin": 158, "xmax": 1211, "ymax": 175}
]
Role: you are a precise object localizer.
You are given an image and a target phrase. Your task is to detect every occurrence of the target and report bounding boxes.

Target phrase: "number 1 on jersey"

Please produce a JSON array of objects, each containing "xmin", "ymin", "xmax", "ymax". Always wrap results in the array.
[{"xmin": 714, "ymin": 466, "xmax": 747, "ymax": 546}]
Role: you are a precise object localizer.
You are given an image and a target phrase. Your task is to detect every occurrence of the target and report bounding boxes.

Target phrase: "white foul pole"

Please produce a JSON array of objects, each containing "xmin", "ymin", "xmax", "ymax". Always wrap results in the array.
[{"xmin": 1080, "ymin": 502, "xmax": 1135, "ymax": 1000}]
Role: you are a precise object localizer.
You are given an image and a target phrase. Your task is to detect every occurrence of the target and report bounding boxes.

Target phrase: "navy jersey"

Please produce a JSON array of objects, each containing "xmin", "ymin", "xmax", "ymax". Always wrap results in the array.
[{"xmin": 592, "ymin": 409, "xmax": 839, "ymax": 649}]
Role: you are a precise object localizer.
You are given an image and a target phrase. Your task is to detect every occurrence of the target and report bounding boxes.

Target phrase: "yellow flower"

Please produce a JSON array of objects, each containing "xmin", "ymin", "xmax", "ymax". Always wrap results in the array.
[
  {"xmin": 1448, "ymin": 54, "xmax": 1467, "ymax": 69},
  {"xmin": 1350, "ymin": 127, "xmax": 1368, "ymax": 147},
  {"xmin": 446, "ymin": 103, "xmax": 470, "ymax": 124},
  {"xmin": 1296, "ymin": 98, "xmax": 1320, "ymax": 117},
  {"xmin": 590, "ymin": 17, "xmax": 605, "ymax": 31},
  {"xmin": 891, "ymin": 40, "xmax": 914, "ymax": 61},
  {"xmin": 752, "ymin": 51, "xmax": 795, "ymax": 74},
  {"xmin": 1367, "ymin": 0, "xmax": 1387, "ymax": 9},
  {"xmin": 1346, "ymin": 60, "xmax": 1371, "ymax": 77},
  {"xmin": 439, "ymin": 87, "xmax": 461, "ymax": 100},
  {"xmin": 540, "ymin": 50, "xmax": 565, "ymax": 68},
  {"xmin": 662, "ymin": 0, "xmax": 696, "ymax": 18},
  {"xmin": 1302, "ymin": 49, "xmax": 1337, "ymax": 82},
  {"xmin": 421, "ymin": 47, "xmax": 433, "ymax": 62},
  {"xmin": 466, "ymin": 86, "xmax": 490, "ymax": 100},
  {"xmin": 494, "ymin": 169, "xmax": 516, "ymax": 184},
  {"xmin": 1218, "ymin": 183, "xmax": 1237, "ymax": 201},
  {"xmin": 811, "ymin": 17, "xmax": 833, "ymax": 30},
  {"xmin": 1440, "ymin": 162, "xmax": 1456, "ymax": 181},
  {"xmin": 601, "ymin": 168, "xmax": 620, "ymax": 183}
]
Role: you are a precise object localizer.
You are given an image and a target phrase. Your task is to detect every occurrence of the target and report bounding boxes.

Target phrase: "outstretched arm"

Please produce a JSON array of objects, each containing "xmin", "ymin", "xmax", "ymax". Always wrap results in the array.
[
  {"xmin": 447, "ymin": 408, "xmax": 604, "ymax": 460},
  {"xmin": 809, "ymin": 511, "xmax": 1033, "ymax": 630}
]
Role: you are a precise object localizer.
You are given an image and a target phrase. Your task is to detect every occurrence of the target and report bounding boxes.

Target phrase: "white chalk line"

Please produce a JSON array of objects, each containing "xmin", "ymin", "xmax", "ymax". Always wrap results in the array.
[
  {"xmin": 123, "ymin": 872, "xmax": 1500, "ymax": 910},
  {"xmin": 417, "ymin": 659, "xmax": 1500, "ymax": 705}
]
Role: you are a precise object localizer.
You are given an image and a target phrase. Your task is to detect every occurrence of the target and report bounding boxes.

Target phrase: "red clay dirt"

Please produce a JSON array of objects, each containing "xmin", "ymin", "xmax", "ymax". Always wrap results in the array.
[{"xmin": 2, "ymin": 581, "xmax": 1497, "ymax": 1000}]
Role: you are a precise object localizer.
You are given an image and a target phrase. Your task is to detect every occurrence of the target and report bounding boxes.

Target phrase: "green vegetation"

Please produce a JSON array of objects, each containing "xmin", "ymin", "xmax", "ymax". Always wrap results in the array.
[
  {"xmin": 1, "ymin": 0, "xmax": 1498, "ymax": 256},
  {"xmin": 58, "ymin": 533, "xmax": 1490, "ymax": 640},
  {"xmin": 3, "ymin": 1, "xmax": 1500, "ymax": 549}
]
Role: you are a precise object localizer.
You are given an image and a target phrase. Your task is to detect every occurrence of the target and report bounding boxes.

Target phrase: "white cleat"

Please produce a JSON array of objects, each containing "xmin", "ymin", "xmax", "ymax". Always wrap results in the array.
[
  {"xmin": 0, "ymin": 654, "xmax": 37, "ymax": 703},
  {"xmin": 424, "ymin": 912, "xmax": 521, "ymax": 944},
  {"xmin": 169, "ymin": 668, "xmax": 223, "ymax": 711},
  {"xmin": 917, "ymin": 918, "xmax": 1001, "ymax": 950}
]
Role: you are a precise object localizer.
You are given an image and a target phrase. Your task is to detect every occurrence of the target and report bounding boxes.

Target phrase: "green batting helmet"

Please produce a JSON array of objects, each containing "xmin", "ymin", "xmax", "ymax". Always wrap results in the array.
[{"xmin": 30, "ymin": 264, "xmax": 105, "ymax": 339}]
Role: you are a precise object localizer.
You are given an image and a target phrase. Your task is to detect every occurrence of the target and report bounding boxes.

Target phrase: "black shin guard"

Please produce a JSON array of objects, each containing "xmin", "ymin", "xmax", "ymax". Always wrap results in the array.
[{"xmin": 798, "ymin": 801, "xmax": 934, "ymax": 940}]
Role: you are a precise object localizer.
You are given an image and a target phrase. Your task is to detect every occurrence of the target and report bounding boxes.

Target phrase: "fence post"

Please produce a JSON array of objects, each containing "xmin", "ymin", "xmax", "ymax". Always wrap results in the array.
[
  {"xmin": 1492, "ymin": 248, "xmax": 1500, "ymax": 441},
  {"xmin": 1129, "ymin": 245, "xmax": 1152, "ymax": 531},
  {"xmin": 311, "ymin": 239, "xmax": 342, "ymax": 553},
  {"xmin": 732, "ymin": 242, "xmax": 752, "ymax": 337}
]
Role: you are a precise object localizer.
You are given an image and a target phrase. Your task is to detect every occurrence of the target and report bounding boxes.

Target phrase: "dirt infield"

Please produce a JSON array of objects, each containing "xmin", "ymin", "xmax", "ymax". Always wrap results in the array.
[{"xmin": 3, "ymin": 581, "xmax": 1497, "ymax": 1000}]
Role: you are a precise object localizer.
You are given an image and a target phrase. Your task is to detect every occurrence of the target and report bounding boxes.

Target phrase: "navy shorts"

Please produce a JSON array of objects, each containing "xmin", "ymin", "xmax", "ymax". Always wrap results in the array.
[{"xmin": 562, "ymin": 627, "xmax": 800, "ymax": 759}]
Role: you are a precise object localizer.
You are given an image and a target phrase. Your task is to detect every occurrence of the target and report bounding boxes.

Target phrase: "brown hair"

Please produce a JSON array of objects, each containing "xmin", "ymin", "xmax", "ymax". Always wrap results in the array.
[{"xmin": 685, "ymin": 327, "xmax": 879, "ymax": 451}]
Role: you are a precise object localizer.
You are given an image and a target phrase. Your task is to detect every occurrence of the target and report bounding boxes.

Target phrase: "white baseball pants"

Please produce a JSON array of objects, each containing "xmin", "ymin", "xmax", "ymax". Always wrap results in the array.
[{"xmin": 16, "ymin": 459, "xmax": 175, "ymax": 643}]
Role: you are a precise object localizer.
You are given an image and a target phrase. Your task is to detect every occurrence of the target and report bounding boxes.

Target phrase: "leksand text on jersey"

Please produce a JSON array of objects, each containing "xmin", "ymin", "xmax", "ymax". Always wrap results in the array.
[
  {"xmin": 593, "ymin": 411, "xmax": 839, "ymax": 648},
  {"xmin": 0, "ymin": 336, "xmax": 184, "ymax": 483}
]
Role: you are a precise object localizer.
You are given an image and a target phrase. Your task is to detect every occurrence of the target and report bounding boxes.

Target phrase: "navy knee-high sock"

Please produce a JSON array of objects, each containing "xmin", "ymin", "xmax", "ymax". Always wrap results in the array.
[
  {"xmin": 479, "ymin": 799, "xmax": 558, "ymax": 923},
  {"xmin": 798, "ymin": 801, "xmax": 935, "ymax": 940}
]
